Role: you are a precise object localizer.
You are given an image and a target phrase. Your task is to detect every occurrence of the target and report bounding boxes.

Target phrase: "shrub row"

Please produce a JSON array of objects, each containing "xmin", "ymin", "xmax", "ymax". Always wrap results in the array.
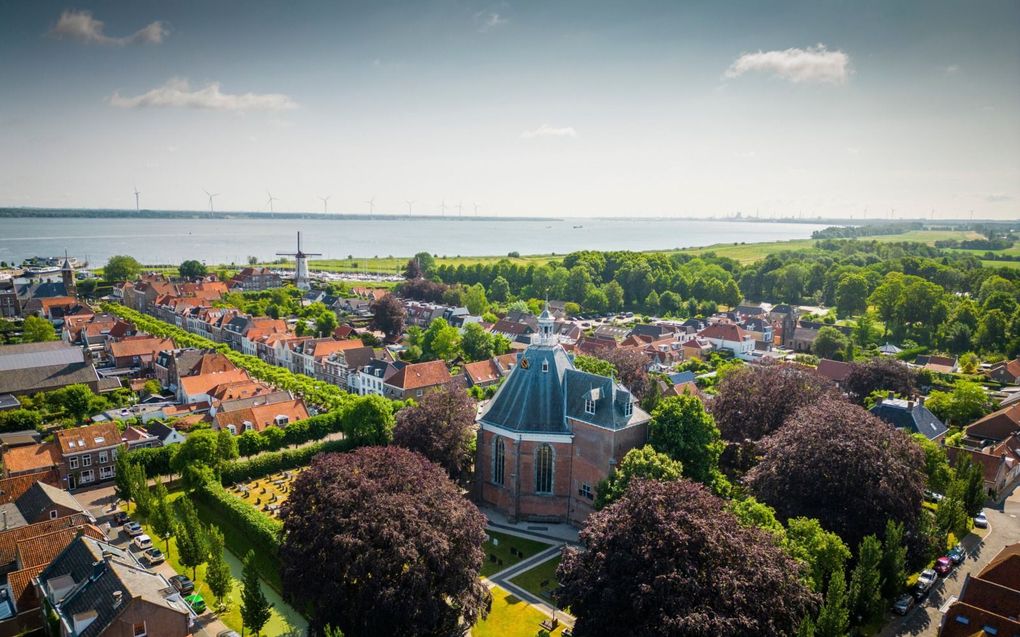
[
  {"xmin": 125, "ymin": 445, "xmax": 177, "ymax": 477},
  {"xmin": 235, "ymin": 410, "xmax": 344, "ymax": 457},
  {"xmin": 221, "ymin": 437, "xmax": 354, "ymax": 484},
  {"xmin": 194, "ymin": 480, "xmax": 283, "ymax": 560}
]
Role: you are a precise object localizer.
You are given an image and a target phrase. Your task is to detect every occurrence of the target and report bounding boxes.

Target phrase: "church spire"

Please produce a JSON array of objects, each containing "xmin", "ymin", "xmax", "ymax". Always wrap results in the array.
[{"xmin": 536, "ymin": 300, "xmax": 556, "ymax": 345}]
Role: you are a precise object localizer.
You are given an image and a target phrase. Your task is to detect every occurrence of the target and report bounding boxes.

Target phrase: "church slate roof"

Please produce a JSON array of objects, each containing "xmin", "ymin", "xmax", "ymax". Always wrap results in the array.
[{"xmin": 870, "ymin": 398, "xmax": 948, "ymax": 440}]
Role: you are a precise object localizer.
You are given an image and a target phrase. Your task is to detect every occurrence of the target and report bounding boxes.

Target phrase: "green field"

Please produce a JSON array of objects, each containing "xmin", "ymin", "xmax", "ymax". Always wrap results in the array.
[
  {"xmin": 481, "ymin": 530, "xmax": 553, "ymax": 577},
  {"xmin": 509, "ymin": 555, "xmax": 562, "ymax": 604},
  {"xmin": 473, "ymin": 586, "xmax": 566, "ymax": 637}
]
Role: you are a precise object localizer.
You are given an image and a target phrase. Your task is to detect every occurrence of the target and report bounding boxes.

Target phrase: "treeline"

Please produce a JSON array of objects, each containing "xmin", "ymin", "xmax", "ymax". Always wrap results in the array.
[{"xmin": 812, "ymin": 222, "xmax": 922, "ymax": 239}]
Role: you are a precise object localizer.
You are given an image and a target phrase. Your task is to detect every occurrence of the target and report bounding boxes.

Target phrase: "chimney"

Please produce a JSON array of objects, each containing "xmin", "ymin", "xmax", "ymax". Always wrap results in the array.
[
  {"xmin": 112, "ymin": 590, "xmax": 123, "ymax": 607},
  {"xmin": 887, "ymin": 391, "xmax": 895, "ymax": 400},
  {"xmin": 907, "ymin": 400, "xmax": 915, "ymax": 409},
  {"xmin": 918, "ymin": 396, "xmax": 925, "ymax": 406}
]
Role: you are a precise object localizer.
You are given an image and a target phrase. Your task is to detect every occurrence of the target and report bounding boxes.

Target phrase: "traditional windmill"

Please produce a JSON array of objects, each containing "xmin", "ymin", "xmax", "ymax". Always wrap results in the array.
[{"xmin": 276, "ymin": 231, "xmax": 321, "ymax": 290}]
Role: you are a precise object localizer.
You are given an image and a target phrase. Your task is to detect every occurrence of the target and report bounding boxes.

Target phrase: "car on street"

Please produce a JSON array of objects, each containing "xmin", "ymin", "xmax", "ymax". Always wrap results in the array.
[
  {"xmin": 924, "ymin": 490, "xmax": 944, "ymax": 503},
  {"xmin": 111, "ymin": 511, "xmax": 129, "ymax": 525},
  {"xmin": 913, "ymin": 569, "xmax": 938, "ymax": 601},
  {"xmin": 974, "ymin": 512, "xmax": 988, "ymax": 528},
  {"xmin": 948, "ymin": 544, "xmax": 966, "ymax": 565},
  {"xmin": 893, "ymin": 593, "xmax": 914, "ymax": 616},
  {"xmin": 934, "ymin": 556, "xmax": 953, "ymax": 575},
  {"xmin": 133, "ymin": 534, "xmax": 153, "ymax": 550},
  {"xmin": 184, "ymin": 593, "xmax": 206, "ymax": 614},
  {"xmin": 169, "ymin": 575, "xmax": 195, "ymax": 596},
  {"xmin": 145, "ymin": 547, "xmax": 165, "ymax": 565},
  {"xmin": 123, "ymin": 522, "xmax": 143, "ymax": 537}
]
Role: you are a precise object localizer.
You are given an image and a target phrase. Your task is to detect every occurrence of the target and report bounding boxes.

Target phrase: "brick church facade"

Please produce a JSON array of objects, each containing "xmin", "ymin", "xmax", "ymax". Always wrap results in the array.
[{"xmin": 475, "ymin": 306, "xmax": 651, "ymax": 526}]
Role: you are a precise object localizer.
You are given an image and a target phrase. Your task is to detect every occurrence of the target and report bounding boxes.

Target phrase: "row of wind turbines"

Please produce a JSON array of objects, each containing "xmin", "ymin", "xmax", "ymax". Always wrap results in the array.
[{"xmin": 131, "ymin": 187, "xmax": 485, "ymax": 217}]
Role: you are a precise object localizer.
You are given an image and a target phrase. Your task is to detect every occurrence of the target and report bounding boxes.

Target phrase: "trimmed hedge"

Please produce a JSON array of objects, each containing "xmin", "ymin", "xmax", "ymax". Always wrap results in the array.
[
  {"xmin": 123, "ymin": 445, "xmax": 177, "ymax": 477},
  {"xmin": 221, "ymin": 437, "xmax": 354, "ymax": 484},
  {"xmin": 194, "ymin": 480, "xmax": 283, "ymax": 560}
]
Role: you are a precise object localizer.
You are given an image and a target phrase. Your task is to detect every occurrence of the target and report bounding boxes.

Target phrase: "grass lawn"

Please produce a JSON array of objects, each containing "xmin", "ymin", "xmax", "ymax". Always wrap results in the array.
[
  {"xmin": 509, "ymin": 555, "xmax": 562, "ymax": 604},
  {"xmin": 127, "ymin": 494, "xmax": 307, "ymax": 636},
  {"xmin": 481, "ymin": 531, "xmax": 554, "ymax": 577},
  {"xmin": 474, "ymin": 586, "xmax": 565, "ymax": 637}
]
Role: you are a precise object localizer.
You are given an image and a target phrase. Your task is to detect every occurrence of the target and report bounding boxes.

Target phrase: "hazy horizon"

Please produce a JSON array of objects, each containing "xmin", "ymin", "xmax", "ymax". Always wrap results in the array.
[{"xmin": 1, "ymin": 1, "xmax": 1018, "ymax": 219}]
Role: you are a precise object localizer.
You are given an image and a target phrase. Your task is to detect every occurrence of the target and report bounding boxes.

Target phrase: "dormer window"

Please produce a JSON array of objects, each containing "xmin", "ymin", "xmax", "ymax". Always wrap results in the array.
[
  {"xmin": 584, "ymin": 398, "xmax": 596, "ymax": 415},
  {"xmin": 274, "ymin": 415, "xmax": 289, "ymax": 426},
  {"xmin": 542, "ymin": 360, "xmax": 549, "ymax": 373},
  {"xmin": 624, "ymin": 401, "xmax": 633, "ymax": 417}
]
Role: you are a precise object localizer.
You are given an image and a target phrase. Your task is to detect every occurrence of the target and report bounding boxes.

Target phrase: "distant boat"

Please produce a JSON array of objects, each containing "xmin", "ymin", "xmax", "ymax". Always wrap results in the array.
[{"xmin": 573, "ymin": 225, "xmax": 583, "ymax": 229}]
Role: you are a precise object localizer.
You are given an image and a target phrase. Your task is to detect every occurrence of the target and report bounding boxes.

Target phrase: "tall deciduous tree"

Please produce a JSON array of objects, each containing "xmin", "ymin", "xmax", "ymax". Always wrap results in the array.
[
  {"xmin": 372, "ymin": 294, "xmax": 405, "ymax": 342},
  {"xmin": 280, "ymin": 447, "xmax": 488, "ymax": 635},
  {"xmin": 601, "ymin": 348, "xmax": 651, "ymax": 400},
  {"xmin": 178, "ymin": 260, "xmax": 208, "ymax": 279},
  {"xmin": 148, "ymin": 480, "xmax": 175, "ymax": 555},
  {"xmin": 557, "ymin": 479, "xmax": 818, "ymax": 636},
  {"xmin": 648, "ymin": 395, "xmax": 724, "ymax": 489},
  {"xmin": 104, "ymin": 255, "xmax": 142, "ymax": 282},
  {"xmin": 880, "ymin": 520, "xmax": 908, "ymax": 602},
  {"xmin": 785, "ymin": 517, "xmax": 851, "ymax": 594},
  {"xmin": 847, "ymin": 536, "xmax": 884, "ymax": 630},
  {"xmin": 595, "ymin": 445, "xmax": 683, "ymax": 510},
  {"xmin": 814, "ymin": 569, "xmax": 849, "ymax": 637},
  {"xmin": 342, "ymin": 394, "xmax": 395, "ymax": 446},
  {"xmin": 841, "ymin": 358, "xmax": 918, "ymax": 405},
  {"xmin": 22, "ymin": 315, "xmax": 57, "ymax": 342},
  {"xmin": 241, "ymin": 550, "xmax": 272, "ymax": 636},
  {"xmin": 173, "ymin": 496, "xmax": 207, "ymax": 580},
  {"xmin": 746, "ymin": 398, "xmax": 926, "ymax": 557},
  {"xmin": 392, "ymin": 385, "xmax": 476, "ymax": 481},
  {"xmin": 206, "ymin": 526, "xmax": 233, "ymax": 611}
]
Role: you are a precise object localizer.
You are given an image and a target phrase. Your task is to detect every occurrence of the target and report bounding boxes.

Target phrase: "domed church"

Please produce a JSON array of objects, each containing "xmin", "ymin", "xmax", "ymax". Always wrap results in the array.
[{"xmin": 475, "ymin": 304, "xmax": 651, "ymax": 525}]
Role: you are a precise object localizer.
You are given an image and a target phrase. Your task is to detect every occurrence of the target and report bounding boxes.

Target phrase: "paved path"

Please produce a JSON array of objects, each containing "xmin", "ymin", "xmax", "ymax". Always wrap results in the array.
[
  {"xmin": 879, "ymin": 484, "xmax": 1020, "ymax": 637},
  {"xmin": 485, "ymin": 542, "xmax": 576, "ymax": 631}
]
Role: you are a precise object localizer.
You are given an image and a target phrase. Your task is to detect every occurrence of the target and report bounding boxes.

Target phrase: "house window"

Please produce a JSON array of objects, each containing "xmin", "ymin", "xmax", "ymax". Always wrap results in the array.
[
  {"xmin": 535, "ymin": 444, "xmax": 554, "ymax": 494},
  {"xmin": 79, "ymin": 470, "xmax": 94, "ymax": 484},
  {"xmin": 100, "ymin": 466, "xmax": 115, "ymax": 480},
  {"xmin": 492, "ymin": 438, "xmax": 505, "ymax": 486},
  {"xmin": 133, "ymin": 622, "xmax": 147, "ymax": 637},
  {"xmin": 624, "ymin": 401, "xmax": 633, "ymax": 417},
  {"xmin": 69, "ymin": 457, "xmax": 79, "ymax": 470},
  {"xmin": 81, "ymin": 454, "xmax": 92, "ymax": 467},
  {"xmin": 416, "ymin": 389, "xmax": 424, "ymax": 397},
  {"xmin": 578, "ymin": 482, "xmax": 593, "ymax": 500},
  {"xmin": 98, "ymin": 451, "xmax": 108, "ymax": 463},
  {"xmin": 584, "ymin": 398, "xmax": 596, "ymax": 415},
  {"xmin": 50, "ymin": 510, "xmax": 58, "ymax": 519}
]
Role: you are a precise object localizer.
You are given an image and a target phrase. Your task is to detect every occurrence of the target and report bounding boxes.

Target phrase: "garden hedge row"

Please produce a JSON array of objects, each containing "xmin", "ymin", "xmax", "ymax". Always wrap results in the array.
[
  {"xmin": 220, "ymin": 437, "xmax": 354, "ymax": 484},
  {"xmin": 194, "ymin": 480, "xmax": 284, "ymax": 559}
]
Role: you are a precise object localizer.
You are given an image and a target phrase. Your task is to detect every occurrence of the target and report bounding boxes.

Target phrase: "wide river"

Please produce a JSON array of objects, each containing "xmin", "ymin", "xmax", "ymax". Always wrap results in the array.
[{"xmin": 0, "ymin": 216, "xmax": 827, "ymax": 266}]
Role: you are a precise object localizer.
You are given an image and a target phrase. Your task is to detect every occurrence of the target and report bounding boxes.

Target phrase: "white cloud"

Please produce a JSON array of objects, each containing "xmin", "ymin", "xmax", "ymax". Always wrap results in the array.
[
  {"xmin": 725, "ymin": 44, "xmax": 850, "ymax": 84},
  {"xmin": 521, "ymin": 124, "xmax": 577, "ymax": 139},
  {"xmin": 109, "ymin": 78, "xmax": 298, "ymax": 112},
  {"xmin": 945, "ymin": 64, "xmax": 960, "ymax": 74},
  {"xmin": 476, "ymin": 11, "xmax": 507, "ymax": 32},
  {"xmin": 49, "ymin": 9, "xmax": 168, "ymax": 46}
]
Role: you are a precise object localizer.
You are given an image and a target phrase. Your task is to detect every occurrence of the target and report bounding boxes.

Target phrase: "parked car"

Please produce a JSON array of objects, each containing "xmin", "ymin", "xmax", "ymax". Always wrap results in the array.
[
  {"xmin": 123, "ymin": 522, "xmax": 143, "ymax": 537},
  {"xmin": 924, "ymin": 490, "xmax": 944, "ymax": 503},
  {"xmin": 185, "ymin": 593, "xmax": 207, "ymax": 614},
  {"xmin": 217, "ymin": 632, "xmax": 241, "ymax": 637},
  {"xmin": 111, "ymin": 511, "xmax": 129, "ymax": 525},
  {"xmin": 169, "ymin": 575, "xmax": 195, "ymax": 595},
  {"xmin": 974, "ymin": 512, "xmax": 988, "ymax": 528},
  {"xmin": 133, "ymin": 534, "xmax": 153, "ymax": 550},
  {"xmin": 893, "ymin": 593, "xmax": 914, "ymax": 616},
  {"xmin": 934, "ymin": 556, "xmax": 953, "ymax": 575},
  {"xmin": 913, "ymin": 569, "xmax": 937, "ymax": 601},
  {"xmin": 947, "ymin": 544, "xmax": 966, "ymax": 565},
  {"xmin": 145, "ymin": 547, "xmax": 165, "ymax": 565}
]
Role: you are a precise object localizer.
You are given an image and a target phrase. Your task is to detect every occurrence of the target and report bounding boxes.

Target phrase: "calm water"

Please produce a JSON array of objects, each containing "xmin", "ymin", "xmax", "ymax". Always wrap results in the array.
[{"xmin": 0, "ymin": 216, "xmax": 826, "ymax": 266}]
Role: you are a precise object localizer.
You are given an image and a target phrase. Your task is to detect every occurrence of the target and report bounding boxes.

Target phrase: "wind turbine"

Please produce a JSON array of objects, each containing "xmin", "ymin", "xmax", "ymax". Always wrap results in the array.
[
  {"xmin": 203, "ymin": 189, "xmax": 219, "ymax": 214},
  {"xmin": 405, "ymin": 200, "xmax": 415, "ymax": 217},
  {"xmin": 364, "ymin": 197, "xmax": 376, "ymax": 217},
  {"xmin": 457, "ymin": 201, "xmax": 463, "ymax": 217},
  {"xmin": 266, "ymin": 191, "xmax": 280, "ymax": 213},
  {"xmin": 473, "ymin": 202, "xmax": 480, "ymax": 216},
  {"xmin": 440, "ymin": 200, "xmax": 447, "ymax": 217},
  {"xmin": 319, "ymin": 196, "xmax": 330, "ymax": 214},
  {"xmin": 133, "ymin": 186, "xmax": 141, "ymax": 212}
]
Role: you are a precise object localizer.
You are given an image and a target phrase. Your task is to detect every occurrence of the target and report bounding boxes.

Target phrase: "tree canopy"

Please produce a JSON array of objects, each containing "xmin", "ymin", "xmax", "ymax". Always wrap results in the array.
[
  {"xmin": 648, "ymin": 395, "xmax": 725, "ymax": 490},
  {"xmin": 392, "ymin": 385, "xmax": 476, "ymax": 482},
  {"xmin": 280, "ymin": 446, "xmax": 488, "ymax": 635},
  {"xmin": 104, "ymin": 255, "xmax": 142, "ymax": 282},
  {"xmin": 595, "ymin": 444, "xmax": 682, "ymax": 509},
  {"xmin": 557, "ymin": 478, "xmax": 818, "ymax": 637}
]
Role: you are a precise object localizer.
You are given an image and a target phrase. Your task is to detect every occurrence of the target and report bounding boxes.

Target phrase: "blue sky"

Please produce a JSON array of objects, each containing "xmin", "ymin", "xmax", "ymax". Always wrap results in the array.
[{"xmin": 1, "ymin": 1, "xmax": 1017, "ymax": 218}]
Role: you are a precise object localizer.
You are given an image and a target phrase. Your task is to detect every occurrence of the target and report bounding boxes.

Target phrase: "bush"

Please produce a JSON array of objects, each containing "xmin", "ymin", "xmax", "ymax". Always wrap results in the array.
[
  {"xmin": 122, "ymin": 445, "xmax": 177, "ymax": 477},
  {"xmin": 0, "ymin": 409, "xmax": 43, "ymax": 432}
]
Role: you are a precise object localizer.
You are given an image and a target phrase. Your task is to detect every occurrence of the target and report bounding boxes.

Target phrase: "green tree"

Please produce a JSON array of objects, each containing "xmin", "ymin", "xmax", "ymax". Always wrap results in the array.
[
  {"xmin": 0, "ymin": 408, "xmax": 42, "ymax": 433},
  {"xmin": 977, "ymin": 309, "xmax": 1008, "ymax": 352},
  {"xmin": 170, "ymin": 429, "xmax": 222, "ymax": 490},
  {"xmin": 836, "ymin": 273, "xmax": 869, "ymax": 317},
  {"xmin": 852, "ymin": 312, "xmax": 879, "ymax": 348},
  {"xmin": 925, "ymin": 381, "xmax": 991, "ymax": 427},
  {"xmin": 216, "ymin": 429, "xmax": 239, "ymax": 462},
  {"xmin": 595, "ymin": 445, "xmax": 683, "ymax": 509},
  {"xmin": 413, "ymin": 251, "xmax": 436, "ymax": 275},
  {"xmin": 48, "ymin": 384, "xmax": 98, "ymax": 422},
  {"xmin": 343, "ymin": 394, "xmax": 396, "ymax": 446},
  {"xmin": 847, "ymin": 535, "xmax": 884, "ymax": 630},
  {"xmin": 173, "ymin": 496, "xmax": 208, "ymax": 580},
  {"xmin": 815, "ymin": 568, "xmax": 850, "ymax": 637},
  {"xmin": 729, "ymin": 496, "xmax": 787, "ymax": 542},
  {"xmin": 955, "ymin": 454, "xmax": 987, "ymax": 514},
  {"xmin": 785, "ymin": 517, "xmax": 851, "ymax": 594},
  {"xmin": 572, "ymin": 354, "xmax": 616, "ymax": 378},
  {"xmin": 813, "ymin": 327, "xmax": 850, "ymax": 361},
  {"xmin": 880, "ymin": 520, "xmax": 907, "ymax": 601},
  {"xmin": 22, "ymin": 315, "xmax": 57, "ymax": 342},
  {"xmin": 148, "ymin": 480, "xmax": 175, "ymax": 555},
  {"xmin": 911, "ymin": 434, "xmax": 953, "ymax": 494},
  {"xmin": 179, "ymin": 260, "xmax": 208, "ymax": 279},
  {"xmin": 141, "ymin": 379, "xmax": 162, "ymax": 397},
  {"xmin": 603, "ymin": 280, "xmax": 625, "ymax": 311},
  {"xmin": 206, "ymin": 525, "xmax": 233, "ymax": 611},
  {"xmin": 241, "ymin": 550, "xmax": 273, "ymax": 637},
  {"xmin": 648, "ymin": 395, "xmax": 724, "ymax": 488},
  {"xmin": 464, "ymin": 283, "xmax": 488, "ymax": 315},
  {"xmin": 488, "ymin": 276, "xmax": 510, "ymax": 303},
  {"xmin": 114, "ymin": 453, "xmax": 137, "ymax": 507},
  {"xmin": 936, "ymin": 481, "xmax": 969, "ymax": 541},
  {"xmin": 316, "ymin": 311, "xmax": 338, "ymax": 337},
  {"xmin": 104, "ymin": 255, "xmax": 142, "ymax": 282},
  {"xmin": 422, "ymin": 318, "xmax": 462, "ymax": 361},
  {"xmin": 130, "ymin": 463, "xmax": 152, "ymax": 518},
  {"xmin": 461, "ymin": 322, "xmax": 497, "ymax": 362}
]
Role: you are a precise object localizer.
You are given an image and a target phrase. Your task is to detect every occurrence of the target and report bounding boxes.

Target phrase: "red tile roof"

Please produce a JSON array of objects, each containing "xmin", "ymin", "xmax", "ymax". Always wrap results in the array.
[
  {"xmin": 15, "ymin": 524, "xmax": 106, "ymax": 570},
  {"xmin": 54, "ymin": 422, "xmax": 122, "ymax": 455},
  {"xmin": 966, "ymin": 403, "xmax": 1020, "ymax": 442},
  {"xmin": 108, "ymin": 336, "xmax": 175, "ymax": 360},
  {"xmin": 463, "ymin": 359, "xmax": 501, "ymax": 384},
  {"xmin": 2, "ymin": 443, "xmax": 61, "ymax": 475},
  {"xmin": 179, "ymin": 369, "xmax": 252, "ymax": 398},
  {"xmin": 816, "ymin": 358, "xmax": 852, "ymax": 383},
  {"xmin": 215, "ymin": 399, "xmax": 309, "ymax": 433},
  {"xmin": 0, "ymin": 470, "xmax": 61, "ymax": 504},
  {"xmin": 0, "ymin": 513, "xmax": 93, "ymax": 565},
  {"xmin": 386, "ymin": 360, "xmax": 452, "ymax": 391},
  {"xmin": 698, "ymin": 323, "xmax": 748, "ymax": 341}
]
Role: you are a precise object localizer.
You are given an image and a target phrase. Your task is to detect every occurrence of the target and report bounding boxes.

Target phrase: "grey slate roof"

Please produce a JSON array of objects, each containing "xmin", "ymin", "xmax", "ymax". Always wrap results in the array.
[
  {"xmin": 0, "ymin": 342, "xmax": 84, "ymax": 372},
  {"xmin": 16, "ymin": 482, "xmax": 86, "ymax": 521},
  {"xmin": 0, "ymin": 503, "xmax": 27, "ymax": 530},
  {"xmin": 479, "ymin": 344, "xmax": 649, "ymax": 433},
  {"xmin": 15, "ymin": 281, "xmax": 67, "ymax": 300},
  {"xmin": 870, "ymin": 399, "xmax": 948, "ymax": 440}
]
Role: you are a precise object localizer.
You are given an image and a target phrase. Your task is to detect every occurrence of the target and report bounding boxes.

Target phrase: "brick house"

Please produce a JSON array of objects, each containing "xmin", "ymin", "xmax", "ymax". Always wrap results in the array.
[
  {"xmin": 229, "ymin": 267, "xmax": 283, "ymax": 292},
  {"xmin": 105, "ymin": 336, "xmax": 175, "ymax": 369},
  {"xmin": 53, "ymin": 423, "xmax": 121, "ymax": 490},
  {"xmin": 475, "ymin": 306, "xmax": 651, "ymax": 526},
  {"xmin": 383, "ymin": 360, "xmax": 456, "ymax": 400}
]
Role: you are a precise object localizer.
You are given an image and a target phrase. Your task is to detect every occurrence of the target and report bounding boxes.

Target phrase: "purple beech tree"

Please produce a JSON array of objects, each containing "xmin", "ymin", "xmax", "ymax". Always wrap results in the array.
[
  {"xmin": 280, "ymin": 446, "xmax": 489, "ymax": 636},
  {"xmin": 746, "ymin": 397, "xmax": 926, "ymax": 556},
  {"xmin": 392, "ymin": 385, "xmax": 477, "ymax": 482},
  {"xmin": 557, "ymin": 478, "xmax": 818, "ymax": 637}
]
